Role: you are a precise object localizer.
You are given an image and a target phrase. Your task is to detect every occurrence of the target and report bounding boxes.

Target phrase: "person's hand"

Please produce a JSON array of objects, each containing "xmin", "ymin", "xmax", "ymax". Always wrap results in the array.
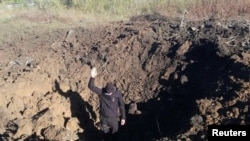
[
  {"xmin": 91, "ymin": 67, "xmax": 97, "ymax": 78},
  {"xmin": 121, "ymin": 119, "xmax": 125, "ymax": 126}
]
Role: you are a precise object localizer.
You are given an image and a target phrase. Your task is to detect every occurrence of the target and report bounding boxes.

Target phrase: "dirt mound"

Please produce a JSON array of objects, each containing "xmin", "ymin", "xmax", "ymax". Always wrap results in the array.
[{"xmin": 0, "ymin": 14, "xmax": 250, "ymax": 141}]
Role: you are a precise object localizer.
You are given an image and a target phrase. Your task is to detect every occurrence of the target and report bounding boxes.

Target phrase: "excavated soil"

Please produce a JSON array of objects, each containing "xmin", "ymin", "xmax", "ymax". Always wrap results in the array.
[{"xmin": 0, "ymin": 14, "xmax": 250, "ymax": 141}]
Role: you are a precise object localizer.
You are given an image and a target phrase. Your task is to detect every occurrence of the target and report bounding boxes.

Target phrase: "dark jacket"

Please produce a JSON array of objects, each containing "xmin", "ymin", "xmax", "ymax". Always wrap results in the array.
[{"xmin": 88, "ymin": 78, "xmax": 126, "ymax": 120}]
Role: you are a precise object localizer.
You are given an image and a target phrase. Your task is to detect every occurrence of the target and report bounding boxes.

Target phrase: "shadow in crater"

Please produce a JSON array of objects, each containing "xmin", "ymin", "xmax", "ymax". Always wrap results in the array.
[
  {"xmin": 55, "ymin": 80, "xmax": 101, "ymax": 141},
  {"xmin": 117, "ymin": 40, "xmax": 250, "ymax": 141},
  {"xmin": 156, "ymin": 40, "xmax": 250, "ymax": 139},
  {"xmin": 24, "ymin": 133, "xmax": 41, "ymax": 141}
]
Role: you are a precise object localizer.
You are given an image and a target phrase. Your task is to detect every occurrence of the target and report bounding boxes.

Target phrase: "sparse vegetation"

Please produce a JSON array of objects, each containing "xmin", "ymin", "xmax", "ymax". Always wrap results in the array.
[
  {"xmin": 0, "ymin": 0, "xmax": 249, "ymax": 25},
  {"xmin": 0, "ymin": 0, "xmax": 249, "ymax": 42}
]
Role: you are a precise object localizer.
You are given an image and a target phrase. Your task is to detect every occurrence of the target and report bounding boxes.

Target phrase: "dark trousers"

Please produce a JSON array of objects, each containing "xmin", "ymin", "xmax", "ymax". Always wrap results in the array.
[{"xmin": 100, "ymin": 117, "xmax": 119, "ymax": 141}]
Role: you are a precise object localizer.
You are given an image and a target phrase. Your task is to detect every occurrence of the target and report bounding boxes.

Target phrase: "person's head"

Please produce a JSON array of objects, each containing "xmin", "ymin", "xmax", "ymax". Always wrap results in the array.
[{"xmin": 105, "ymin": 82, "xmax": 116, "ymax": 94}]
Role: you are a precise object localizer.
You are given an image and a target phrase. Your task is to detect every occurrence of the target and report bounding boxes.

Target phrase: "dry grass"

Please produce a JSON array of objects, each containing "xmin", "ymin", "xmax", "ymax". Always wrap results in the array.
[
  {"xmin": 186, "ymin": 0, "xmax": 250, "ymax": 20},
  {"xmin": 0, "ymin": 0, "xmax": 249, "ymax": 30},
  {"xmin": 155, "ymin": 0, "xmax": 250, "ymax": 20}
]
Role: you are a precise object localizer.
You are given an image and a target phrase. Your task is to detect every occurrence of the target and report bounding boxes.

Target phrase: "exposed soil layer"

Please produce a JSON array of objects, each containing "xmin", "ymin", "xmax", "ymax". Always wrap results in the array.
[{"xmin": 0, "ymin": 14, "xmax": 250, "ymax": 141}]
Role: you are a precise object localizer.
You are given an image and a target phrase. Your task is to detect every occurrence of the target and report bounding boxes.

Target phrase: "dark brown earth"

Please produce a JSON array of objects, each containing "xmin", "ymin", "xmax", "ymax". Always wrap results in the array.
[{"xmin": 0, "ymin": 14, "xmax": 250, "ymax": 141}]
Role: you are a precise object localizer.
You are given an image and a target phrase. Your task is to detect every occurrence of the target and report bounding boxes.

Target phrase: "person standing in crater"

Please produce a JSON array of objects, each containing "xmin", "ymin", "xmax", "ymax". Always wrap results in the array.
[{"xmin": 88, "ymin": 67, "xmax": 126, "ymax": 140}]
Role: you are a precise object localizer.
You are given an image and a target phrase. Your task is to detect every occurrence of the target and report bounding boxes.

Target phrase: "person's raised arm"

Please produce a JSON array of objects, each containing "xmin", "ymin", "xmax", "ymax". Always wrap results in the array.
[{"xmin": 88, "ymin": 67, "xmax": 102, "ymax": 95}]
